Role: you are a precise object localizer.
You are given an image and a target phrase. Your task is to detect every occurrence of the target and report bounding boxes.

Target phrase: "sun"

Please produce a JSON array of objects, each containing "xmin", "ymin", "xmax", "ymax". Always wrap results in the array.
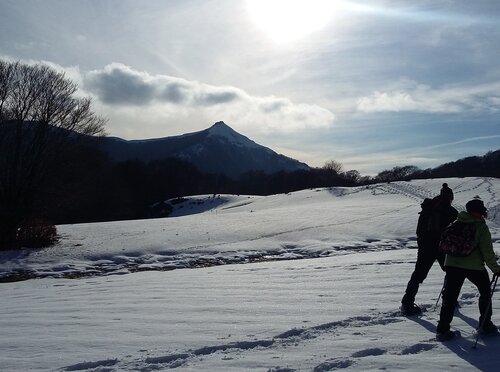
[{"xmin": 246, "ymin": 0, "xmax": 337, "ymax": 43}]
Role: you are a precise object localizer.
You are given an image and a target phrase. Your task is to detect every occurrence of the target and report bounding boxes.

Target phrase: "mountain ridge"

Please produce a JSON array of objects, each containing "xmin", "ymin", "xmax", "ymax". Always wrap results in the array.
[{"xmin": 96, "ymin": 121, "xmax": 310, "ymax": 178}]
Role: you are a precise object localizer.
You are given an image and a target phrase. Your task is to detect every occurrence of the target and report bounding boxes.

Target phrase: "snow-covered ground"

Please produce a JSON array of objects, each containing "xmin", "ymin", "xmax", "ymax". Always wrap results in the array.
[{"xmin": 1, "ymin": 177, "xmax": 500, "ymax": 371}]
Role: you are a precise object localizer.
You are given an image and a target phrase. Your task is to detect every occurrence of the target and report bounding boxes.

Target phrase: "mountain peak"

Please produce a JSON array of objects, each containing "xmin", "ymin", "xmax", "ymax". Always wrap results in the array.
[
  {"xmin": 98, "ymin": 121, "xmax": 310, "ymax": 178},
  {"xmin": 207, "ymin": 121, "xmax": 234, "ymax": 136},
  {"xmin": 206, "ymin": 121, "xmax": 258, "ymax": 148},
  {"xmin": 211, "ymin": 120, "xmax": 229, "ymax": 128}
]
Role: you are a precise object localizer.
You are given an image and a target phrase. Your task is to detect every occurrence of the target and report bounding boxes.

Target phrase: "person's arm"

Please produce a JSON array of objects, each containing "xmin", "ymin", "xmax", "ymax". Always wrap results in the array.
[{"xmin": 479, "ymin": 225, "xmax": 500, "ymax": 274}]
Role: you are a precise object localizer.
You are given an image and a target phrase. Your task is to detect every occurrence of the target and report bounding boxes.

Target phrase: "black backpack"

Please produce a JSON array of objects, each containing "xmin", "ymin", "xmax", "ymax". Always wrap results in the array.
[
  {"xmin": 439, "ymin": 221, "xmax": 477, "ymax": 257},
  {"xmin": 416, "ymin": 196, "xmax": 458, "ymax": 239},
  {"xmin": 416, "ymin": 197, "xmax": 442, "ymax": 237}
]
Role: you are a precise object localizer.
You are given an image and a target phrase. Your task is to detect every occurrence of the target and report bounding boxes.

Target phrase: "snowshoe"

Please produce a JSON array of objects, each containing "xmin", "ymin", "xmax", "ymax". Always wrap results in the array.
[
  {"xmin": 400, "ymin": 303, "xmax": 422, "ymax": 316},
  {"xmin": 478, "ymin": 322, "xmax": 499, "ymax": 336},
  {"xmin": 436, "ymin": 330, "xmax": 461, "ymax": 342}
]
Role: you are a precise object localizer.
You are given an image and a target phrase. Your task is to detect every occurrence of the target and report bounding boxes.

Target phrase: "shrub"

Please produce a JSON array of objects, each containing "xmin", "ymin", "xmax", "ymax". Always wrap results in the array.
[{"xmin": 17, "ymin": 218, "xmax": 58, "ymax": 248}]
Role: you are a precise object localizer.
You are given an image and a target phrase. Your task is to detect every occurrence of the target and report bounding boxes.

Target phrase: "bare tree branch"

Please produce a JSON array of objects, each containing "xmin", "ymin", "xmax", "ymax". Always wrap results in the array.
[{"xmin": 0, "ymin": 59, "xmax": 107, "ymax": 249}]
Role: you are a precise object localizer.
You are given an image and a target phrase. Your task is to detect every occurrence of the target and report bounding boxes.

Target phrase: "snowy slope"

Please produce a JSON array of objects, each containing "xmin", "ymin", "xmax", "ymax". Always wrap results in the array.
[
  {"xmin": 206, "ymin": 121, "xmax": 261, "ymax": 149},
  {"xmin": 1, "ymin": 177, "xmax": 500, "ymax": 371},
  {"xmin": 2, "ymin": 177, "xmax": 498, "ymax": 281},
  {"xmin": 4, "ymin": 249, "xmax": 500, "ymax": 372}
]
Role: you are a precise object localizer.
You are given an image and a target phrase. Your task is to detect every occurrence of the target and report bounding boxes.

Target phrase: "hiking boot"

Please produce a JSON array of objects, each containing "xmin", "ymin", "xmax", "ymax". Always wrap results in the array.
[
  {"xmin": 478, "ymin": 322, "xmax": 498, "ymax": 335},
  {"xmin": 436, "ymin": 330, "xmax": 460, "ymax": 342},
  {"xmin": 401, "ymin": 303, "xmax": 422, "ymax": 316}
]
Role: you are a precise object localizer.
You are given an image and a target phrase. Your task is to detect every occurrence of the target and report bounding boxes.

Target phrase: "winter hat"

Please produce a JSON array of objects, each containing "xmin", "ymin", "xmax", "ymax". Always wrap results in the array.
[{"xmin": 466, "ymin": 199, "xmax": 487, "ymax": 215}]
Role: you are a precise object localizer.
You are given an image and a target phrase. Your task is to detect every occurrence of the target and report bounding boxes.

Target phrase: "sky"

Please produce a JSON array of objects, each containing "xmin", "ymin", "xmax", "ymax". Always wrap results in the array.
[{"xmin": 1, "ymin": 0, "xmax": 500, "ymax": 175}]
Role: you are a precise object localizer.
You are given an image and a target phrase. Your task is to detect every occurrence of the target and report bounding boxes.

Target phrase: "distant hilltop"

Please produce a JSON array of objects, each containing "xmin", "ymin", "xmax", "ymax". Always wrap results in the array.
[{"xmin": 96, "ymin": 121, "xmax": 310, "ymax": 179}]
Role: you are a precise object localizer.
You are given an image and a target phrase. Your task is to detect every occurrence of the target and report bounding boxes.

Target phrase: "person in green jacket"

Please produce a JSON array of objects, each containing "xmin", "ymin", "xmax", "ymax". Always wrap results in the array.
[{"xmin": 436, "ymin": 199, "xmax": 500, "ymax": 341}]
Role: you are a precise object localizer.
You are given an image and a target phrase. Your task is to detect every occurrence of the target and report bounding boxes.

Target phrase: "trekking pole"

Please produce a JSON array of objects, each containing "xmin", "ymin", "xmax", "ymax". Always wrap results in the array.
[
  {"xmin": 434, "ymin": 281, "xmax": 446, "ymax": 311},
  {"xmin": 473, "ymin": 274, "xmax": 499, "ymax": 349}
]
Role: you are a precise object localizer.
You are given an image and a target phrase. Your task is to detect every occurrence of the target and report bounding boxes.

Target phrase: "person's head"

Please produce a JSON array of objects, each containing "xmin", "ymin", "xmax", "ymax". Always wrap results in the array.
[{"xmin": 466, "ymin": 199, "xmax": 487, "ymax": 218}]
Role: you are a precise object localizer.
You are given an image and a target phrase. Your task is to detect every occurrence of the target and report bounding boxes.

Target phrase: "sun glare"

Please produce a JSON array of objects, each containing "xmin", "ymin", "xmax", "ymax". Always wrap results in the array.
[{"xmin": 246, "ymin": 0, "xmax": 337, "ymax": 43}]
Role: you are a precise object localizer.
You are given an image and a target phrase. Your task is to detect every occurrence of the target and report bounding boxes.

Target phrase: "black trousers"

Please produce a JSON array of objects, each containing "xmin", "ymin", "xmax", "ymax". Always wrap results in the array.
[
  {"xmin": 437, "ymin": 266, "xmax": 493, "ymax": 333},
  {"xmin": 402, "ymin": 238, "xmax": 445, "ymax": 306}
]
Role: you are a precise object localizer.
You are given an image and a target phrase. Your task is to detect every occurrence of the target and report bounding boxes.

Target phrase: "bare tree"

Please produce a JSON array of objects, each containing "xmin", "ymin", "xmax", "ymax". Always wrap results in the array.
[
  {"xmin": 322, "ymin": 160, "xmax": 343, "ymax": 174},
  {"xmin": 344, "ymin": 169, "xmax": 361, "ymax": 184},
  {"xmin": 0, "ymin": 60, "xmax": 106, "ymax": 250}
]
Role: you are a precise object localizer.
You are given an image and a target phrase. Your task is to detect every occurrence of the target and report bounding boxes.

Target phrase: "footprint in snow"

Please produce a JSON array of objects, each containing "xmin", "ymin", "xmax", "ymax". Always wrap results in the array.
[
  {"xmin": 351, "ymin": 347, "xmax": 386, "ymax": 358},
  {"xmin": 63, "ymin": 358, "xmax": 118, "ymax": 371},
  {"xmin": 313, "ymin": 358, "xmax": 354, "ymax": 371},
  {"xmin": 461, "ymin": 292, "xmax": 476, "ymax": 300},
  {"xmin": 400, "ymin": 343, "xmax": 436, "ymax": 355},
  {"xmin": 460, "ymin": 292, "xmax": 477, "ymax": 305},
  {"xmin": 143, "ymin": 353, "xmax": 189, "ymax": 368}
]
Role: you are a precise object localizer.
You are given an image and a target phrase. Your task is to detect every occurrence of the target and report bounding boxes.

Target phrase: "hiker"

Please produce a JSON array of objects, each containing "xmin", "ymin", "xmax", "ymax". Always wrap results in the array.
[
  {"xmin": 436, "ymin": 199, "xmax": 500, "ymax": 341},
  {"xmin": 440, "ymin": 183, "xmax": 453, "ymax": 201},
  {"xmin": 401, "ymin": 189, "xmax": 458, "ymax": 316}
]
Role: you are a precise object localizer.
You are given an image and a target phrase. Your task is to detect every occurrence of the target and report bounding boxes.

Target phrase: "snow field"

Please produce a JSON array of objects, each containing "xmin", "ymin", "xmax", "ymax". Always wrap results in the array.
[
  {"xmin": 2, "ymin": 250, "xmax": 499, "ymax": 371},
  {"xmin": 1, "ymin": 177, "xmax": 500, "ymax": 371}
]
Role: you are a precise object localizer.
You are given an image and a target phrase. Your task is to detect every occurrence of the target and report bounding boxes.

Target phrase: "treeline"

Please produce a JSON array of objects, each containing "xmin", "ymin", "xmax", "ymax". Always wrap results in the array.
[
  {"xmin": 45, "ymin": 145, "xmax": 361, "ymax": 224},
  {"xmin": 43, "ymin": 146, "xmax": 500, "ymax": 224},
  {"xmin": 373, "ymin": 149, "xmax": 500, "ymax": 182}
]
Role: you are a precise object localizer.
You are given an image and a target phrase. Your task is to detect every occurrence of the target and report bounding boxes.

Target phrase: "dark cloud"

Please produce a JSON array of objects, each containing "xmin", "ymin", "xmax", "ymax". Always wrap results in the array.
[
  {"xmin": 160, "ymin": 82, "xmax": 189, "ymax": 104},
  {"xmin": 196, "ymin": 90, "xmax": 240, "ymax": 105},
  {"xmin": 86, "ymin": 64, "xmax": 243, "ymax": 107},
  {"xmin": 85, "ymin": 65, "xmax": 155, "ymax": 105}
]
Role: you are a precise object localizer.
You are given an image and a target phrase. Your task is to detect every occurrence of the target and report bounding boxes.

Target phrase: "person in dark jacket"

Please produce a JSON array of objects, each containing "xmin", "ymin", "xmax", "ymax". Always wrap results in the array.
[
  {"xmin": 401, "ymin": 191, "xmax": 458, "ymax": 316},
  {"xmin": 440, "ymin": 183, "xmax": 454, "ymax": 201},
  {"xmin": 436, "ymin": 199, "xmax": 500, "ymax": 341}
]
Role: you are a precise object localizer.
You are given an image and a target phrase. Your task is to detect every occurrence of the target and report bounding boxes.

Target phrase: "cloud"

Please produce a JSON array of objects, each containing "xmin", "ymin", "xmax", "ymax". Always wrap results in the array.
[
  {"xmin": 423, "ymin": 134, "xmax": 500, "ymax": 149},
  {"xmin": 85, "ymin": 63, "xmax": 246, "ymax": 106},
  {"xmin": 85, "ymin": 64, "xmax": 156, "ymax": 105},
  {"xmin": 83, "ymin": 63, "xmax": 335, "ymax": 133},
  {"xmin": 357, "ymin": 91, "xmax": 419, "ymax": 113},
  {"xmin": 160, "ymin": 82, "xmax": 189, "ymax": 104},
  {"xmin": 356, "ymin": 79, "xmax": 500, "ymax": 114},
  {"xmin": 197, "ymin": 88, "xmax": 240, "ymax": 106}
]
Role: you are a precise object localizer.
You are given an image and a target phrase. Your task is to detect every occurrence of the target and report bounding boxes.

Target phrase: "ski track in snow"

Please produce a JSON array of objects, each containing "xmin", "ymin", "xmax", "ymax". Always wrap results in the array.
[
  {"xmin": 59, "ymin": 298, "xmax": 499, "ymax": 372},
  {"xmin": 7, "ymin": 251, "xmax": 497, "ymax": 372},
  {"xmin": 58, "ymin": 309, "xmax": 417, "ymax": 371},
  {"xmin": 61, "ymin": 301, "xmax": 500, "ymax": 372}
]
